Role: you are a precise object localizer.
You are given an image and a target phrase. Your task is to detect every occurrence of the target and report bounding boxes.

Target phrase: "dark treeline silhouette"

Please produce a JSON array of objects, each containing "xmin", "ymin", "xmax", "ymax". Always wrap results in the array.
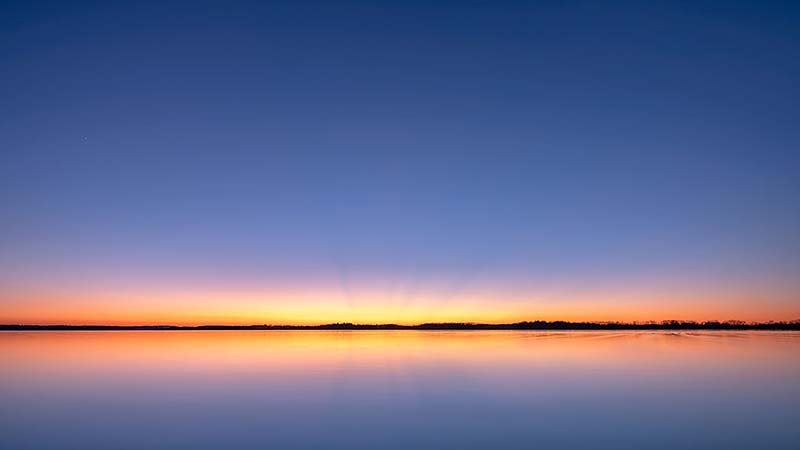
[{"xmin": 2, "ymin": 320, "xmax": 799, "ymax": 331}]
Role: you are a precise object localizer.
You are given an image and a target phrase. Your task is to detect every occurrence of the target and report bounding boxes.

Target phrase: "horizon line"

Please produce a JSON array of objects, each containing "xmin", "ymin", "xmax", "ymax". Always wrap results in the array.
[{"xmin": 3, "ymin": 319, "xmax": 800, "ymax": 331}]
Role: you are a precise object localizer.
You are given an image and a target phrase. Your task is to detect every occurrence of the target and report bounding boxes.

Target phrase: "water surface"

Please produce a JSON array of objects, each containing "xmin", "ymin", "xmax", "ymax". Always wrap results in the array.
[{"xmin": 2, "ymin": 331, "xmax": 799, "ymax": 449}]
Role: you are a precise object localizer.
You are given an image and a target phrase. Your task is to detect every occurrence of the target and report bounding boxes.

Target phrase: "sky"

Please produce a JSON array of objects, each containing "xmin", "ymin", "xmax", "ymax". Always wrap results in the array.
[{"xmin": 1, "ymin": 0, "xmax": 799, "ymax": 325}]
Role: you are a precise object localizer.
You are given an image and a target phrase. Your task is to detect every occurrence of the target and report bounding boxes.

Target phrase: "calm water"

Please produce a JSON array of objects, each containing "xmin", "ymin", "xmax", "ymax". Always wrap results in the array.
[{"xmin": 1, "ymin": 331, "xmax": 799, "ymax": 449}]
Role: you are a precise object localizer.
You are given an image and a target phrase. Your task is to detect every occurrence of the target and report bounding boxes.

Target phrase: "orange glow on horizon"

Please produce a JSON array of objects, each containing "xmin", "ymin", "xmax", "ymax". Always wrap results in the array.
[{"xmin": 2, "ymin": 284, "xmax": 798, "ymax": 326}]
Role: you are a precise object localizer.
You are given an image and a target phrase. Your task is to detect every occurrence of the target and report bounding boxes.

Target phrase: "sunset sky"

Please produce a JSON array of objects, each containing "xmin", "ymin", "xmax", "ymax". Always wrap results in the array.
[{"xmin": 2, "ymin": 0, "xmax": 799, "ymax": 325}]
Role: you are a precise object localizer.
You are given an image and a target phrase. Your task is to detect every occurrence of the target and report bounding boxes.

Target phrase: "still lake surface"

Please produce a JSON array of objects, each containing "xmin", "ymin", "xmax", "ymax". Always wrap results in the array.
[{"xmin": 1, "ymin": 330, "xmax": 799, "ymax": 449}]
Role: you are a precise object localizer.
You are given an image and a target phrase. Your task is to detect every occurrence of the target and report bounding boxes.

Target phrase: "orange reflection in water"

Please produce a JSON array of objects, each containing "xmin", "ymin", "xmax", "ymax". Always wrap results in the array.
[{"xmin": 3, "ymin": 330, "xmax": 800, "ymax": 383}]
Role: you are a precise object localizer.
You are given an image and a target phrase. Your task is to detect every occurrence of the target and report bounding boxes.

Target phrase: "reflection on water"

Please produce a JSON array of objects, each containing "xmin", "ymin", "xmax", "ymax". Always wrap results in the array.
[{"xmin": 2, "ymin": 331, "xmax": 799, "ymax": 449}]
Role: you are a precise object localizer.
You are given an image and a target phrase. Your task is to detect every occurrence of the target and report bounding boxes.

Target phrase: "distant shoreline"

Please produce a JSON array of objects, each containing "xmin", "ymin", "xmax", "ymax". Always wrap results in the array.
[{"xmin": 2, "ymin": 321, "xmax": 799, "ymax": 331}]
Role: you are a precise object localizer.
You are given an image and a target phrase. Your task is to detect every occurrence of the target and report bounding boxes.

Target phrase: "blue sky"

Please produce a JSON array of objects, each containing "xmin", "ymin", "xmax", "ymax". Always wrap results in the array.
[{"xmin": 1, "ymin": 1, "xmax": 798, "ymax": 323}]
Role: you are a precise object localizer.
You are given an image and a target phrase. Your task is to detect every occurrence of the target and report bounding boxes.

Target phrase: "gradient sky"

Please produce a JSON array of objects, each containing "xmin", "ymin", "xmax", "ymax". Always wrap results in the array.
[{"xmin": 1, "ymin": 0, "xmax": 799, "ymax": 324}]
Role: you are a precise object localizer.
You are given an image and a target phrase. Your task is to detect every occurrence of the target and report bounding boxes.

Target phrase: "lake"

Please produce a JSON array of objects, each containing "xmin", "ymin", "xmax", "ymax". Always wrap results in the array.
[{"xmin": 2, "ymin": 330, "xmax": 799, "ymax": 449}]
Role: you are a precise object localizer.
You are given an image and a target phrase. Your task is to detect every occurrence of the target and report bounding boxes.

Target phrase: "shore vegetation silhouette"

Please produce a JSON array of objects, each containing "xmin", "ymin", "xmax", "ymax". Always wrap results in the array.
[{"xmin": 2, "ymin": 320, "xmax": 799, "ymax": 331}]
